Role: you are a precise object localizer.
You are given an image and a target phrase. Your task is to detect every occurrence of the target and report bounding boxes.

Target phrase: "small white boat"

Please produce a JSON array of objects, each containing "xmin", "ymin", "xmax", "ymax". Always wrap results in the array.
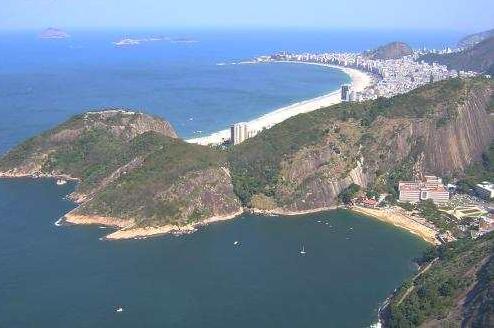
[
  {"xmin": 300, "ymin": 245, "xmax": 306, "ymax": 255},
  {"xmin": 56, "ymin": 179, "xmax": 67, "ymax": 186},
  {"xmin": 115, "ymin": 307, "xmax": 124, "ymax": 313},
  {"xmin": 233, "ymin": 241, "xmax": 240, "ymax": 246}
]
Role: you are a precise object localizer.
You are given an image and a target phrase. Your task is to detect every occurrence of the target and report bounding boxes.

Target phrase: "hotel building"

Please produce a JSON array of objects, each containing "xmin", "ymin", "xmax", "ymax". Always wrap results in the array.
[
  {"xmin": 398, "ymin": 175, "xmax": 450, "ymax": 205},
  {"xmin": 341, "ymin": 84, "xmax": 352, "ymax": 102},
  {"xmin": 230, "ymin": 122, "xmax": 249, "ymax": 145}
]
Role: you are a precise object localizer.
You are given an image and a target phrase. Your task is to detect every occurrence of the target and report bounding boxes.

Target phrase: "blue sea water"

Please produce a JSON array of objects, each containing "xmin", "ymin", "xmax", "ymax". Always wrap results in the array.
[
  {"xmin": 0, "ymin": 29, "xmax": 463, "ymax": 153},
  {"xmin": 0, "ymin": 29, "xmax": 459, "ymax": 327},
  {"xmin": 0, "ymin": 178, "xmax": 427, "ymax": 328}
]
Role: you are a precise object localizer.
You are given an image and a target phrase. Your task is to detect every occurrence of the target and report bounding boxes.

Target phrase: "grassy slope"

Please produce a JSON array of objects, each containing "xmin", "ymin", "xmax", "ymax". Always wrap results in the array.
[
  {"xmin": 77, "ymin": 133, "xmax": 231, "ymax": 226},
  {"xmin": 386, "ymin": 234, "xmax": 494, "ymax": 327}
]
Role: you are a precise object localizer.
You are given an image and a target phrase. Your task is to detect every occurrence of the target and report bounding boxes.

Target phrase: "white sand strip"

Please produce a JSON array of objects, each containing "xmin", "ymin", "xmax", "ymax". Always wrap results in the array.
[{"xmin": 186, "ymin": 62, "xmax": 373, "ymax": 145}]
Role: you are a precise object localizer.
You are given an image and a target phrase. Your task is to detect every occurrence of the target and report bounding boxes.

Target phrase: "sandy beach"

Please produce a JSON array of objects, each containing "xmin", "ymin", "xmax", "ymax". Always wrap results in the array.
[
  {"xmin": 187, "ymin": 62, "xmax": 373, "ymax": 145},
  {"xmin": 351, "ymin": 206, "xmax": 441, "ymax": 245},
  {"xmin": 63, "ymin": 208, "xmax": 246, "ymax": 240}
]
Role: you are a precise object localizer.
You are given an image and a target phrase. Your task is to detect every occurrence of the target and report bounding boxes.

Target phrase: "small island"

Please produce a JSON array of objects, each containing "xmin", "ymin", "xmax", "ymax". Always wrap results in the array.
[{"xmin": 39, "ymin": 28, "xmax": 70, "ymax": 39}]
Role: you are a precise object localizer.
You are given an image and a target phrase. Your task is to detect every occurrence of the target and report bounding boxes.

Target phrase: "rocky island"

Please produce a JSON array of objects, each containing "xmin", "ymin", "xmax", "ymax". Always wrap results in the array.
[{"xmin": 39, "ymin": 28, "xmax": 70, "ymax": 39}]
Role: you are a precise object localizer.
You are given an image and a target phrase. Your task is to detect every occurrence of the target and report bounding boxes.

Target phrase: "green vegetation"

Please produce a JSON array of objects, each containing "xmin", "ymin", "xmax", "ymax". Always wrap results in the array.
[
  {"xmin": 416, "ymin": 200, "xmax": 456, "ymax": 233},
  {"xmin": 457, "ymin": 140, "xmax": 494, "ymax": 192},
  {"xmin": 420, "ymin": 36, "xmax": 494, "ymax": 74},
  {"xmin": 338, "ymin": 183, "xmax": 360, "ymax": 204},
  {"xmin": 80, "ymin": 134, "xmax": 231, "ymax": 226},
  {"xmin": 386, "ymin": 233, "xmax": 494, "ymax": 327},
  {"xmin": 230, "ymin": 78, "xmax": 490, "ymax": 207}
]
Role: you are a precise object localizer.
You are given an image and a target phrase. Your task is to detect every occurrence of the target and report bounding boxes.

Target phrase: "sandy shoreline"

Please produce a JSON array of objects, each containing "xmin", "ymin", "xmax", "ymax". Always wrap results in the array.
[
  {"xmin": 350, "ymin": 206, "xmax": 441, "ymax": 245},
  {"xmin": 186, "ymin": 61, "xmax": 373, "ymax": 145},
  {"xmin": 250, "ymin": 205, "xmax": 339, "ymax": 217},
  {"xmin": 63, "ymin": 209, "xmax": 245, "ymax": 240}
]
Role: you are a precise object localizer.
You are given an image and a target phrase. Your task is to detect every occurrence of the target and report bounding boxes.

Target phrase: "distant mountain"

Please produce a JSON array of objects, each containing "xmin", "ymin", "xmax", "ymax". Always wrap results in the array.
[
  {"xmin": 39, "ymin": 28, "xmax": 70, "ymax": 39},
  {"xmin": 364, "ymin": 41, "xmax": 413, "ymax": 60},
  {"xmin": 458, "ymin": 28, "xmax": 494, "ymax": 48},
  {"xmin": 420, "ymin": 36, "xmax": 494, "ymax": 75}
]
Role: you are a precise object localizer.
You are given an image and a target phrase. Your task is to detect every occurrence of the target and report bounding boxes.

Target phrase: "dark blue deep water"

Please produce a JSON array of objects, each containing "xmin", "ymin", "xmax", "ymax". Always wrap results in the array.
[
  {"xmin": 0, "ymin": 29, "xmax": 458, "ymax": 327},
  {"xmin": 0, "ymin": 179, "xmax": 427, "ymax": 327}
]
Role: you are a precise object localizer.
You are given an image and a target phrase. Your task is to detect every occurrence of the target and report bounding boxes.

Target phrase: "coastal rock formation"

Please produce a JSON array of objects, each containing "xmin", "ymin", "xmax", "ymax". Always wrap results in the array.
[
  {"xmin": 39, "ymin": 28, "xmax": 70, "ymax": 39},
  {"xmin": 1, "ymin": 78, "xmax": 493, "ymax": 238},
  {"xmin": 0, "ymin": 109, "xmax": 242, "ymax": 238},
  {"xmin": 230, "ymin": 77, "xmax": 494, "ymax": 213},
  {"xmin": 420, "ymin": 36, "xmax": 494, "ymax": 74},
  {"xmin": 364, "ymin": 41, "xmax": 413, "ymax": 60}
]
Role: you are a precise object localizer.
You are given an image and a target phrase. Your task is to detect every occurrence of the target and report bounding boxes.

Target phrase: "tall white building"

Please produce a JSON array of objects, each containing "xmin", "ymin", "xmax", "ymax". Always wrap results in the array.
[
  {"xmin": 230, "ymin": 122, "xmax": 249, "ymax": 145},
  {"xmin": 341, "ymin": 84, "xmax": 352, "ymax": 102}
]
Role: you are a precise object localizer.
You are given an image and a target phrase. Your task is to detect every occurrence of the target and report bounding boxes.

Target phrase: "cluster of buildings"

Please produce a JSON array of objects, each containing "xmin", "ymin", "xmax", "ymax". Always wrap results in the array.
[
  {"xmin": 340, "ymin": 84, "xmax": 358, "ymax": 102},
  {"xmin": 474, "ymin": 181, "xmax": 494, "ymax": 200},
  {"xmin": 264, "ymin": 51, "xmax": 477, "ymax": 101},
  {"xmin": 398, "ymin": 175, "xmax": 450, "ymax": 205},
  {"xmin": 229, "ymin": 122, "xmax": 264, "ymax": 145}
]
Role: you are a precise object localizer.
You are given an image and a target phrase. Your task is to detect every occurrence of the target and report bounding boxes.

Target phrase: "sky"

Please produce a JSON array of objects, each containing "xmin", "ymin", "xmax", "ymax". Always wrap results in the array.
[{"xmin": 1, "ymin": 0, "xmax": 493, "ymax": 32}]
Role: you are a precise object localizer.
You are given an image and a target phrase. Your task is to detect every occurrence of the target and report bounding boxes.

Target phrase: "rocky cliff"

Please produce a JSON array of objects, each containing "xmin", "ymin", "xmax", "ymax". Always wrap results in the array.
[
  {"xmin": 1, "ymin": 78, "xmax": 493, "ymax": 238},
  {"xmin": 230, "ymin": 77, "xmax": 494, "ymax": 213},
  {"xmin": 421, "ymin": 36, "xmax": 494, "ymax": 75}
]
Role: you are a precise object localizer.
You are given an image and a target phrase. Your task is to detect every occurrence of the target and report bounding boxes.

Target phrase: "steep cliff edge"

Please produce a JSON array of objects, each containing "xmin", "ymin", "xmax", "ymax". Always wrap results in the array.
[{"xmin": 230, "ymin": 77, "xmax": 494, "ymax": 213}]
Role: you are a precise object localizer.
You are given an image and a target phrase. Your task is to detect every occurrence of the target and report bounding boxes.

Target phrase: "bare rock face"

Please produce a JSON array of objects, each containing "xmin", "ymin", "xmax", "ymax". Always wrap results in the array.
[
  {"xmin": 365, "ymin": 41, "xmax": 413, "ymax": 60},
  {"xmin": 233, "ymin": 78, "xmax": 494, "ymax": 214},
  {"xmin": 82, "ymin": 110, "xmax": 178, "ymax": 140}
]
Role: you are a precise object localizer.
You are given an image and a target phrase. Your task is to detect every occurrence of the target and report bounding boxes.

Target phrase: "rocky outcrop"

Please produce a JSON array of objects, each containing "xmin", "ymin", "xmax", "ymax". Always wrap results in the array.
[
  {"xmin": 365, "ymin": 41, "xmax": 413, "ymax": 60},
  {"xmin": 368, "ymin": 85, "xmax": 494, "ymax": 176},
  {"xmin": 0, "ymin": 109, "xmax": 243, "ymax": 238}
]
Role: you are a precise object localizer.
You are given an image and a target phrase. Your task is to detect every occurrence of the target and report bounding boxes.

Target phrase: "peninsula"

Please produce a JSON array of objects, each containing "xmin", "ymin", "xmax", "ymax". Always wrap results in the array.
[{"xmin": 1, "ymin": 76, "xmax": 493, "ymax": 242}]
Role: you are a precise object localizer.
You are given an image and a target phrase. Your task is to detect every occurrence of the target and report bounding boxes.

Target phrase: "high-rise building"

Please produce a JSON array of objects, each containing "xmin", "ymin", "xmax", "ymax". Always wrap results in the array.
[
  {"xmin": 230, "ymin": 122, "xmax": 249, "ymax": 145},
  {"xmin": 341, "ymin": 84, "xmax": 352, "ymax": 102}
]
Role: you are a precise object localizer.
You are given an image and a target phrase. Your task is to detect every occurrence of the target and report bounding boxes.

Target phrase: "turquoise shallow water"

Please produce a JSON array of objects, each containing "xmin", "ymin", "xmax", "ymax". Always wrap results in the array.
[{"xmin": 0, "ymin": 178, "xmax": 427, "ymax": 327}]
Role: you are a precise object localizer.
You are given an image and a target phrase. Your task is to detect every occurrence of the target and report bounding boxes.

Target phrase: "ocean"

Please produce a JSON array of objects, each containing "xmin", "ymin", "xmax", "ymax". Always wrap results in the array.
[{"xmin": 0, "ymin": 29, "xmax": 459, "ymax": 327}]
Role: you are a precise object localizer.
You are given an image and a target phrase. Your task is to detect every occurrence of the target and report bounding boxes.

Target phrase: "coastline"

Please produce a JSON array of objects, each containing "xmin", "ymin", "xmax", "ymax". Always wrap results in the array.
[
  {"xmin": 250, "ymin": 205, "xmax": 339, "ymax": 217},
  {"xmin": 350, "ymin": 206, "xmax": 441, "ymax": 245},
  {"xmin": 63, "ymin": 208, "xmax": 245, "ymax": 240},
  {"xmin": 186, "ymin": 61, "xmax": 373, "ymax": 145}
]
